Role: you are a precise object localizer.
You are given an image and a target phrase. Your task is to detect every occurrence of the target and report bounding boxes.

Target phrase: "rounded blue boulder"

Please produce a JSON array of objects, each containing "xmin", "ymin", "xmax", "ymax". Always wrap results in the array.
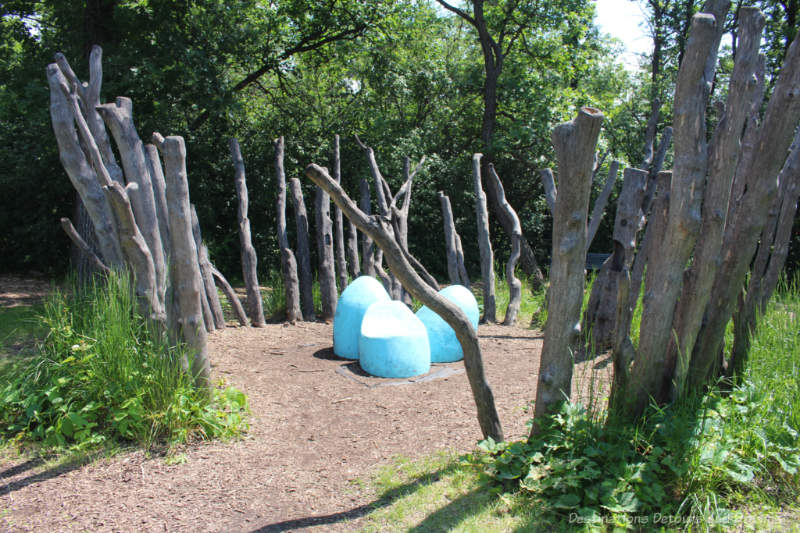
[
  {"xmin": 333, "ymin": 276, "xmax": 391, "ymax": 359},
  {"xmin": 359, "ymin": 301, "xmax": 431, "ymax": 378},
  {"xmin": 415, "ymin": 284, "xmax": 479, "ymax": 363}
]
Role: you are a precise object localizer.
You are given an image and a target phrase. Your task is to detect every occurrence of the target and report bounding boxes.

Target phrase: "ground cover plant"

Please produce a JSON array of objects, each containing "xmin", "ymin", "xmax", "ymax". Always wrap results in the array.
[{"xmin": 0, "ymin": 272, "xmax": 248, "ymax": 451}]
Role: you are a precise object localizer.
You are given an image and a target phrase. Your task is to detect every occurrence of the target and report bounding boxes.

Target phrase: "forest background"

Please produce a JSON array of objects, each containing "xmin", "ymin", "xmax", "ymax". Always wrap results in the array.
[{"xmin": 1, "ymin": 0, "xmax": 798, "ymax": 281}]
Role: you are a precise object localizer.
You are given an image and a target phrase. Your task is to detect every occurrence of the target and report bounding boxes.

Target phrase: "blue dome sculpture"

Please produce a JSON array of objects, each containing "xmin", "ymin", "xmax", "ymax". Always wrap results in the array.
[
  {"xmin": 333, "ymin": 276, "xmax": 391, "ymax": 359},
  {"xmin": 359, "ymin": 301, "xmax": 431, "ymax": 378},
  {"xmin": 415, "ymin": 284, "xmax": 479, "ymax": 363}
]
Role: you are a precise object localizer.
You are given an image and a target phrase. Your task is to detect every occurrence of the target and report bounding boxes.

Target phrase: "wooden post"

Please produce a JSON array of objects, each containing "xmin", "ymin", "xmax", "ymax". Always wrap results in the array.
[
  {"xmin": 488, "ymin": 165, "xmax": 522, "ymax": 326},
  {"xmin": 532, "ymin": 107, "xmax": 604, "ymax": 434},
  {"xmin": 332, "ymin": 135, "xmax": 349, "ymax": 290},
  {"xmin": 230, "ymin": 138, "xmax": 266, "ymax": 327},
  {"xmin": 585, "ymin": 161, "xmax": 620, "ymax": 253},
  {"xmin": 472, "ymin": 154, "xmax": 496, "ymax": 323},
  {"xmin": 359, "ymin": 178, "xmax": 375, "ymax": 277},
  {"xmin": 315, "ymin": 184, "xmax": 338, "ymax": 320},
  {"xmin": 191, "ymin": 204, "xmax": 225, "ymax": 330},
  {"xmin": 439, "ymin": 191, "xmax": 462, "ymax": 286},
  {"xmin": 289, "ymin": 177, "xmax": 316, "ymax": 320},
  {"xmin": 210, "ymin": 266, "xmax": 250, "ymax": 327},
  {"xmin": 274, "ymin": 137, "xmax": 302, "ymax": 323},
  {"xmin": 154, "ymin": 134, "xmax": 210, "ymax": 390}
]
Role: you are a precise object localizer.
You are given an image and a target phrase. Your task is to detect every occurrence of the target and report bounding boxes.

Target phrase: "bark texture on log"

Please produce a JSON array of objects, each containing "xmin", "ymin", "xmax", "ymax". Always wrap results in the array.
[
  {"xmin": 46, "ymin": 63, "xmax": 123, "ymax": 267},
  {"xmin": 472, "ymin": 154, "xmax": 496, "ymax": 323},
  {"xmin": 533, "ymin": 107, "xmax": 604, "ymax": 433},
  {"xmin": 156, "ymin": 134, "xmax": 210, "ymax": 389},
  {"xmin": 332, "ymin": 135, "xmax": 349, "ymax": 290},
  {"xmin": 230, "ymin": 139, "xmax": 266, "ymax": 327},
  {"xmin": 60, "ymin": 217, "xmax": 111, "ymax": 275},
  {"xmin": 586, "ymin": 161, "xmax": 620, "ymax": 253},
  {"xmin": 346, "ymin": 219, "xmax": 361, "ymax": 279},
  {"xmin": 455, "ymin": 233, "xmax": 470, "ymax": 287},
  {"xmin": 274, "ymin": 137, "xmax": 302, "ymax": 323},
  {"xmin": 439, "ymin": 191, "xmax": 463, "ymax": 286},
  {"xmin": 191, "ymin": 204, "xmax": 225, "ymax": 330},
  {"xmin": 315, "ymin": 184, "xmax": 338, "ymax": 320},
  {"xmin": 210, "ymin": 266, "xmax": 249, "ymax": 327},
  {"xmin": 289, "ymin": 177, "xmax": 316, "ymax": 320},
  {"xmin": 667, "ymin": 7, "xmax": 765, "ymax": 398},
  {"xmin": 689, "ymin": 23, "xmax": 800, "ymax": 392},
  {"xmin": 488, "ymin": 165, "xmax": 522, "ymax": 326},
  {"xmin": 97, "ymin": 97, "xmax": 167, "ymax": 311},
  {"xmin": 305, "ymin": 163, "xmax": 503, "ymax": 441},
  {"xmin": 584, "ymin": 168, "xmax": 647, "ymax": 353},
  {"xmin": 625, "ymin": 14, "xmax": 720, "ymax": 417}
]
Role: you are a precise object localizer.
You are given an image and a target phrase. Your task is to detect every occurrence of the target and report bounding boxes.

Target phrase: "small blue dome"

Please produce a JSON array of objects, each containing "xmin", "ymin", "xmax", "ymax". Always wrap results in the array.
[
  {"xmin": 415, "ymin": 285, "xmax": 479, "ymax": 363},
  {"xmin": 359, "ymin": 301, "xmax": 431, "ymax": 378},
  {"xmin": 333, "ymin": 276, "xmax": 391, "ymax": 359}
]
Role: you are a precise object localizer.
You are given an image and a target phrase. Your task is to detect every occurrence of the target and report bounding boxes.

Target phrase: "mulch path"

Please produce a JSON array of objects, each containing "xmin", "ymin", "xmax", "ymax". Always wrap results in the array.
[{"xmin": 0, "ymin": 279, "xmax": 611, "ymax": 532}]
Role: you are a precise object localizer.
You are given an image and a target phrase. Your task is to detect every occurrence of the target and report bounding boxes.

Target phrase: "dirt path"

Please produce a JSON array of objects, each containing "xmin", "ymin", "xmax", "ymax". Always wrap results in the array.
[{"xmin": 0, "ymin": 291, "xmax": 610, "ymax": 532}]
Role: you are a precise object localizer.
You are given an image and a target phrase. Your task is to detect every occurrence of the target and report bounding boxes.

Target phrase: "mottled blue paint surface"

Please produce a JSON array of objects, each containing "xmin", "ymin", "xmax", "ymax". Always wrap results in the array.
[
  {"xmin": 359, "ymin": 301, "xmax": 431, "ymax": 378},
  {"xmin": 333, "ymin": 276, "xmax": 391, "ymax": 359},
  {"xmin": 415, "ymin": 285, "xmax": 479, "ymax": 363}
]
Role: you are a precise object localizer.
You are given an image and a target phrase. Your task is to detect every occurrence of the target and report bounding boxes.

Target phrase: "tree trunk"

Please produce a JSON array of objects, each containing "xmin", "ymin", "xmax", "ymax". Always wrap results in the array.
[
  {"xmin": 60, "ymin": 217, "xmax": 111, "ymax": 275},
  {"xmin": 585, "ymin": 161, "xmax": 620, "ymax": 253},
  {"xmin": 289, "ymin": 178, "xmax": 316, "ymax": 320},
  {"xmin": 472, "ymin": 154, "xmax": 496, "ymax": 323},
  {"xmin": 191, "ymin": 204, "xmax": 225, "ymax": 330},
  {"xmin": 315, "ymin": 185, "xmax": 338, "ymax": 320},
  {"xmin": 332, "ymin": 135, "xmax": 349, "ymax": 290},
  {"xmin": 532, "ymin": 107, "xmax": 603, "ymax": 435},
  {"xmin": 540, "ymin": 168, "xmax": 557, "ymax": 215},
  {"xmin": 305, "ymin": 163, "xmax": 503, "ymax": 441},
  {"xmin": 347, "ymin": 219, "xmax": 361, "ymax": 279},
  {"xmin": 624, "ymin": 14, "xmax": 720, "ymax": 418},
  {"xmin": 439, "ymin": 191, "xmax": 462, "ymax": 286},
  {"xmin": 154, "ymin": 134, "xmax": 210, "ymax": 391},
  {"xmin": 210, "ymin": 266, "xmax": 249, "ymax": 327},
  {"xmin": 666, "ymin": 8, "xmax": 765, "ymax": 399},
  {"xmin": 583, "ymin": 168, "xmax": 647, "ymax": 353},
  {"xmin": 144, "ymin": 144, "xmax": 170, "ymax": 261},
  {"xmin": 455, "ymin": 232, "xmax": 470, "ymax": 287},
  {"xmin": 274, "ymin": 136, "xmax": 302, "ymax": 323},
  {"xmin": 230, "ymin": 138, "xmax": 266, "ymax": 327},
  {"xmin": 488, "ymin": 165, "xmax": 523, "ymax": 327}
]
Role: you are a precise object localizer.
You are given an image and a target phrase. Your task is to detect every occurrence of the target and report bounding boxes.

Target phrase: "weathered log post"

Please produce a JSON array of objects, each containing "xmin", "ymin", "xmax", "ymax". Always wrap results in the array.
[
  {"xmin": 532, "ymin": 107, "xmax": 604, "ymax": 434},
  {"xmin": 346, "ymin": 219, "xmax": 361, "ymax": 280},
  {"xmin": 59, "ymin": 218, "xmax": 111, "ymax": 275},
  {"xmin": 230, "ymin": 138, "xmax": 266, "ymax": 327},
  {"xmin": 144, "ymin": 144, "xmax": 170, "ymax": 260},
  {"xmin": 305, "ymin": 164, "xmax": 503, "ymax": 441},
  {"xmin": 97, "ymin": 97, "xmax": 167, "ymax": 311},
  {"xmin": 539, "ymin": 169, "xmax": 557, "ymax": 216},
  {"xmin": 359, "ymin": 179, "xmax": 375, "ymax": 277},
  {"xmin": 472, "ymin": 154, "xmax": 496, "ymax": 324},
  {"xmin": 190, "ymin": 204, "xmax": 226, "ymax": 330},
  {"xmin": 46, "ymin": 63, "xmax": 123, "ymax": 267},
  {"xmin": 289, "ymin": 178, "xmax": 316, "ymax": 320},
  {"xmin": 488, "ymin": 165, "xmax": 522, "ymax": 326},
  {"xmin": 439, "ymin": 191, "xmax": 462, "ymax": 286},
  {"xmin": 154, "ymin": 134, "xmax": 210, "ymax": 390},
  {"xmin": 332, "ymin": 135, "xmax": 349, "ymax": 290},
  {"xmin": 315, "ymin": 183, "xmax": 338, "ymax": 320},
  {"xmin": 274, "ymin": 137, "xmax": 302, "ymax": 323},
  {"xmin": 583, "ymin": 168, "xmax": 647, "ymax": 352}
]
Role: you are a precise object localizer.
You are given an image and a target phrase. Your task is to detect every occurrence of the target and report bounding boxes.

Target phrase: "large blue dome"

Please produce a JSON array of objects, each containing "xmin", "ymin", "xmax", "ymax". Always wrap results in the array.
[
  {"xmin": 359, "ymin": 301, "xmax": 431, "ymax": 378},
  {"xmin": 333, "ymin": 276, "xmax": 391, "ymax": 359},
  {"xmin": 415, "ymin": 284, "xmax": 479, "ymax": 363}
]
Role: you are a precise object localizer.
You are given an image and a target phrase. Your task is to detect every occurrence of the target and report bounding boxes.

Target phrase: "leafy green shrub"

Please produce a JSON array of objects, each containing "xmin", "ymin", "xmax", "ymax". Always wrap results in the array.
[
  {"xmin": 0, "ymin": 272, "xmax": 248, "ymax": 450},
  {"xmin": 476, "ymin": 280, "xmax": 800, "ymax": 528}
]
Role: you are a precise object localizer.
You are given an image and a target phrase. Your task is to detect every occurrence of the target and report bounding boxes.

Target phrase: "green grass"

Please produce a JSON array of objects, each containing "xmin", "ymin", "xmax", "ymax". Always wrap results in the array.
[
  {"xmin": 0, "ymin": 305, "xmax": 46, "ymax": 357},
  {"xmin": 352, "ymin": 278, "xmax": 800, "ymax": 531},
  {"xmin": 0, "ymin": 272, "xmax": 248, "ymax": 452}
]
